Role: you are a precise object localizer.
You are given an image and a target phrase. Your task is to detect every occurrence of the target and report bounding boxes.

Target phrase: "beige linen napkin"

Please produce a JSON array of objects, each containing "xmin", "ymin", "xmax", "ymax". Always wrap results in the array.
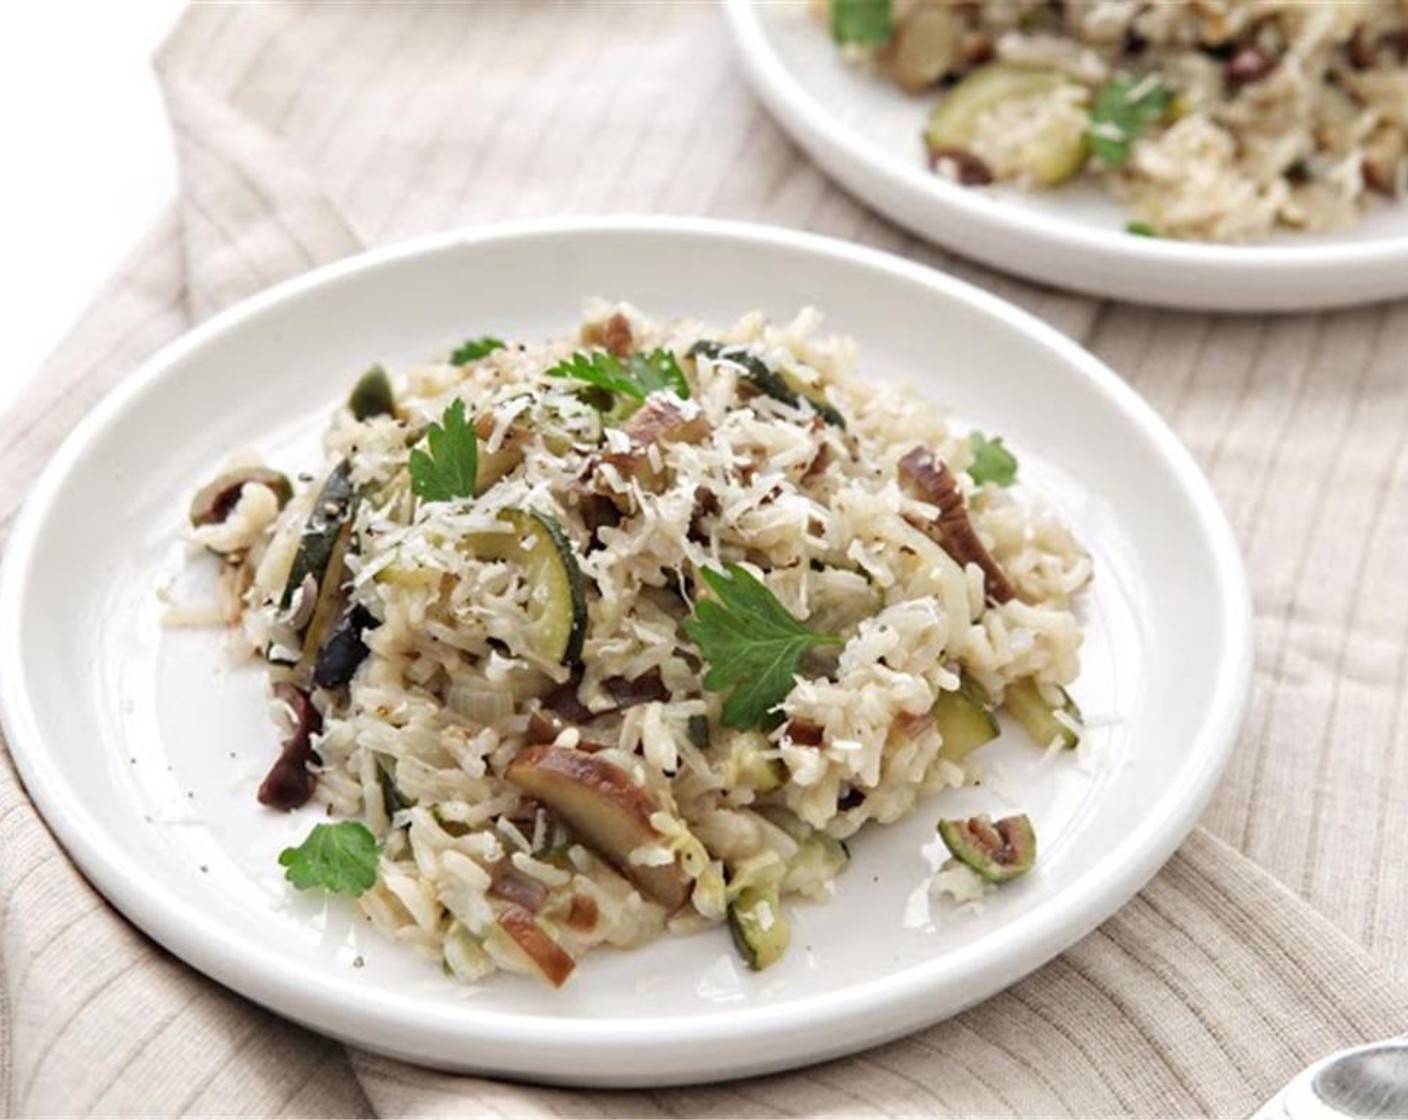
[{"xmin": 3, "ymin": 4, "xmax": 1407, "ymax": 1116}]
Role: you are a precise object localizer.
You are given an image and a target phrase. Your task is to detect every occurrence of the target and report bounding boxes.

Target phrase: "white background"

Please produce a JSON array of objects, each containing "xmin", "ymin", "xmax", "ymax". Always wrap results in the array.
[{"xmin": 0, "ymin": 2, "xmax": 184, "ymax": 420}]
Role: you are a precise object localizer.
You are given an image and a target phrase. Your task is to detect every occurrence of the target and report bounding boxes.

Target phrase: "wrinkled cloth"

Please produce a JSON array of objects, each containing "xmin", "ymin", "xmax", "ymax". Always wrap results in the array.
[{"xmin": 2, "ymin": 4, "xmax": 1406, "ymax": 1116}]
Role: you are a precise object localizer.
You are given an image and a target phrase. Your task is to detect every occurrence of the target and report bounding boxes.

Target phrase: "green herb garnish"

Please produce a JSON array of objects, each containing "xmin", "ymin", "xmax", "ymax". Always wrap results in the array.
[
  {"xmin": 831, "ymin": 0, "xmax": 892, "ymax": 46},
  {"xmin": 682, "ymin": 564, "xmax": 843, "ymax": 730},
  {"xmin": 1125, "ymin": 220, "xmax": 1158, "ymax": 237},
  {"xmin": 409, "ymin": 398, "xmax": 477, "ymax": 502},
  {"xmin": 450, "ymin": 337, "xmax": 505, "ymax": 365},
  {"xmin": 967, "ymin": 432, "xmax": 1019, "ymax": 488},
  {"xmin": 547, "ymin": 349, "xmax": 690, "ymax": 415},
  {"xmin": 278, "ymin": 821, "xmax": 380, "ymax": 897},
  {"xmin": 1086, "ymin": 75, "xmax": 1173, "ymax": 166}
]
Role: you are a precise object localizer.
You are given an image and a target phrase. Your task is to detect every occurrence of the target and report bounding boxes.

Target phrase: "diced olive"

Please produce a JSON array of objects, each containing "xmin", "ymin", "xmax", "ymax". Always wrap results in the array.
[
  {"xmin": 689, "ymin": 341, "xmax": 845, "ymax": 428},
  {"xmin": 348, "ymin": 365, "xmax": 396, "ymax": 420},
  {"xmin": 470, "ymin": 509, "xmax": 588, "ymax": 668},
  {"xmin": 884, "ymin": 3, "xmax": 961, "ymax": 93},
  {"xmin": 728, "ymin": 885, "xmax": 790, "ymax": 971},
  {"xmin": 189, "ymin": 467, "xmax": 293, "ymax": 528},
  {"xmin": 924, "ymin": 64, "xmax": 1089, "ymax": 187},
  {"xmin": 1004, "ymin": 676, "xmax": 1081, "ymax": 749},
  {"xmin": 313, "ymin": 604, "xmax": 377, "ymax": 689},
  {"xmin": 934, "ymin": 675, "xmax": 1000, "ymax": 762},
  {"xmin": 937, "ymin": 813, "xmax": 1036, "ymax": 883}
]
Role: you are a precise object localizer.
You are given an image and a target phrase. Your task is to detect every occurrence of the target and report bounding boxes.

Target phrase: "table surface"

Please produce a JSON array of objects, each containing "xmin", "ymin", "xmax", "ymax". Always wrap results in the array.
[{"xmin": 0, "ymin": 3, "xmax": 183, "ymax": 420}]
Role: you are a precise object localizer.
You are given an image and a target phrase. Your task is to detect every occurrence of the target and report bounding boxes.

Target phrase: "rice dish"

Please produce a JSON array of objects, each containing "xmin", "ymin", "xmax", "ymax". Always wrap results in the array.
[
  {"xmin": 187, "ymin": 302, "xmax": 1091, "ymax": 985},
  {"xmin": 825, "ymin": 0, "xmax": 1408, "ymax": 242}
]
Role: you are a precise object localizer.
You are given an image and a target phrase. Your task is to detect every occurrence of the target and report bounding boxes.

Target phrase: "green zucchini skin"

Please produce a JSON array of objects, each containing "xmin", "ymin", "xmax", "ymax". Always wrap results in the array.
[
  {"xmin": 280, "ymin": 461, "xmax": 356, "ymax": 612},
  {"xmin": 689, "ymin": 340, "xmax": 846, "ymax": 428},
  {"xmin": 473, "ymin": 508, "xmax": 589, "ymax": 668},
  {"xmin": 727, "ymin": 885, "xmax": 790, "ymax": 971},
  {"xmin": 934, "ymin": 674, "xmax": 1000, "ymax": 762},
  {"xmin": 1004, "ymin": 677, "xmax": 1081, "ymax": 750},
  {"xmin": 529, "ymin": 510, "xmax": 589, "ymax": 668}
]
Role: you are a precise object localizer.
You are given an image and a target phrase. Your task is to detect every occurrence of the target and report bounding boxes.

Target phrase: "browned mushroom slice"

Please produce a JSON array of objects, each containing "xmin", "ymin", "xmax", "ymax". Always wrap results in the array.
[
  {"xmin": 898, "ymin": 445, "xmax": 1017, "ymax": 605},
  {"xmin": 505, "ymin": 745, "xmax": 689, "ymax": 910},
  {"xmin": 257, "ymin": 683, "xmax": 322, "ymax": 810},
  {"xmin": 581, "ymin": 311, "xmax": 635, "ymax": 359},
  {"xmin": 496, "ymin": 904, "xmax": 576, "ymax": 987},
  {"xmin": 620, "ymin": 395, "xmax": 711, "ymax": 448},
  {"xmin": 489, "ymin": 863, "xmax": 550, "ymax": 913}
]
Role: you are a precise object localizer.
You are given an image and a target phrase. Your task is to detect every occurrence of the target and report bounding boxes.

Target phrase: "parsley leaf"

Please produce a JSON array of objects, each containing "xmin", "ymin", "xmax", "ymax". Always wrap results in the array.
[
  {"xmin": 278, "ymin": 821, "xmax": 380, "ymax": 897},
  {"xmin": 967, "ymin": 431, "xmax": 1019, "ymax": 488},
  {"xmin": 450, "ymin": 337, "xmax": 505, "ymax": 364},
  {"xmin": 1086, "ymin": 75, "xmax": 1173, "ymax": 166},
  {"xmin": 409, "ymin": 398, "xmax": 477, "ymax": 501},
  {"xmin": 682, "ymin": 564, "xmax": 843, "ymax": 730},
  {"xmin": 546, "ymin": 349, "xmax": 689, "ymax": 416},
  {"xmin": 831, "ymin": 0, "xmax": 892, "ymax": 46}
]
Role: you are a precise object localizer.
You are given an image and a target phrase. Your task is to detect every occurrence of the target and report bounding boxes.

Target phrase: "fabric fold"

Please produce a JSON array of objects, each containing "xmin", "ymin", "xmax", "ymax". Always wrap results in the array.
[{"xmin": 2, "ymin": 2, "xmax": 1406, "ymax": 1116}]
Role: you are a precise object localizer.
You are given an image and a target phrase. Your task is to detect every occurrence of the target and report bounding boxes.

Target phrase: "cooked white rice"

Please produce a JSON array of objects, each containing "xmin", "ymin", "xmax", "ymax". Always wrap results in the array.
[{"xmin": 194, "ymin": 302, "xmax": 1091, "ymax": 985}]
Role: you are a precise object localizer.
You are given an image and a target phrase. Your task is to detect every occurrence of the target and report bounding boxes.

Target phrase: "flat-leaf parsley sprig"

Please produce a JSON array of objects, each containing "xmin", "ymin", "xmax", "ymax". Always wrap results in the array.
[
  {"xmin": 967, "ymin": 431, "xmax": 1019, "ymax": 488},
  {"xmin": 1086, "ymin": 74, "xmax": 1174, "ymax": 166},
  {"xmin": 278, "ymin": 820, "xmax": 381, "ymax": 897},
  {"xmin": 682, "ymin": 564, "xmax": 843, "ymax": 730},
  {"xmin": 547, "ymin": 349, "xmax": 690, "ymax": 414},
  {"xmin": 409, "ymin": 398, "xmax": 477, "ymax": 501}
]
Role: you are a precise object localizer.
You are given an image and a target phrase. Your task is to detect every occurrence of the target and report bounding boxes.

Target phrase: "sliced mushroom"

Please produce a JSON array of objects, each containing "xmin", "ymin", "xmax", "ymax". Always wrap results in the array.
[
  {"xmin": 189, "ymin": 467, "xmax": 293, "ymax": 528},
  {"xmin": 505, "ymin": 745, "xmax": 690, "ymax": 910},
  {"xmin": 898, "ymin": 446, "xmax": 1017, "ymax": 604},
  {"xmin": 581, "ymin": 311, "xmax": 634, "ymax": 359},
  {"xmin": 495, "ymin": 904, "xmax": 576, "ymax": 987},
  {"xmin": 489, "ymin": 863, "xmax": 550, "ymax": 913},
  {"xmin": 257, "ymin": 683, "xmax": 322, "ymax": 810},
  {"xmin": 621, "ymin": 394, "xmax": 711, "ymax": 447},
  {"xmin": 602, "ymin": 670, "xmax": 670, "ymax": 708},
  {"xmin": 564, "ymin": 893, "xmax": 599, "ymax": 932}
]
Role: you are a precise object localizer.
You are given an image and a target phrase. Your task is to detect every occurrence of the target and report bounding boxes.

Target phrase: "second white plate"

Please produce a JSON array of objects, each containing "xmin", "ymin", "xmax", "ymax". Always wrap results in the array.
[
  {"xmin": 724, "ymin": 0, "xmax": 1408, "ymax": 312},
  {"xmin": 0, "ymin": 218, "xmax": 1250, "ymax": 1085}
]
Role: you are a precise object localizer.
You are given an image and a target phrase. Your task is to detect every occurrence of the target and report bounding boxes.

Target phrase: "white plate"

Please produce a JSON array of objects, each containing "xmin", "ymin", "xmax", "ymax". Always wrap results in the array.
[
  {"xmin": 0, "ymin": 218, "xmax": 1251, "ymax": 1086},
  {"xmin": 724, "ymin": 0, "xmax": 1408, "ymax": 312}
]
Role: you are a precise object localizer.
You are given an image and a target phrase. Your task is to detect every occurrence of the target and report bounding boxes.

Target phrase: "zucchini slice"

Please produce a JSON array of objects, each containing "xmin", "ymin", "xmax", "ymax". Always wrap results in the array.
[
  {"xmin": 924, "ymin": 64, "xmax": 1089, "ymax": 187},
  {"xmin": 349, "ymin": 365, "xmax": 396, "ymax": 420},
  {"xmin": 472, "ymin": 509, "xmax": 588, "ymax": 667},
  {"xmin": 689, "ymin": 341, "xmax": 845, "ymax": 428},
  {"xmin": 1004, "ymin": 676, "xmax": 1082, "ymax": 750},
  {"xmin": 934, "ymin": 675, "xmax": 1000, "ymax": 762},
  {"xmin": 727, "ymin": 885, "xmax": 790, "ymax": 971},
  {"xmin": 280, "ymin": 461, "xmax": 355, "ymax": 611},
  {"xmin": 273, "ymin": 462, "xmax": 357, "ymax": 665}
]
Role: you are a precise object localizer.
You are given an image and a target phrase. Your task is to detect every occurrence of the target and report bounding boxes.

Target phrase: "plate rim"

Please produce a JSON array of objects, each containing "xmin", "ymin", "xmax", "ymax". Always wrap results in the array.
[
  {"xmin": 722, "ymin": 0, "xmax": 1408, "ymax": 310},
  {"xmin": 0, "ymin": 216, "xmax": 1253, "ymax": 1082}
]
